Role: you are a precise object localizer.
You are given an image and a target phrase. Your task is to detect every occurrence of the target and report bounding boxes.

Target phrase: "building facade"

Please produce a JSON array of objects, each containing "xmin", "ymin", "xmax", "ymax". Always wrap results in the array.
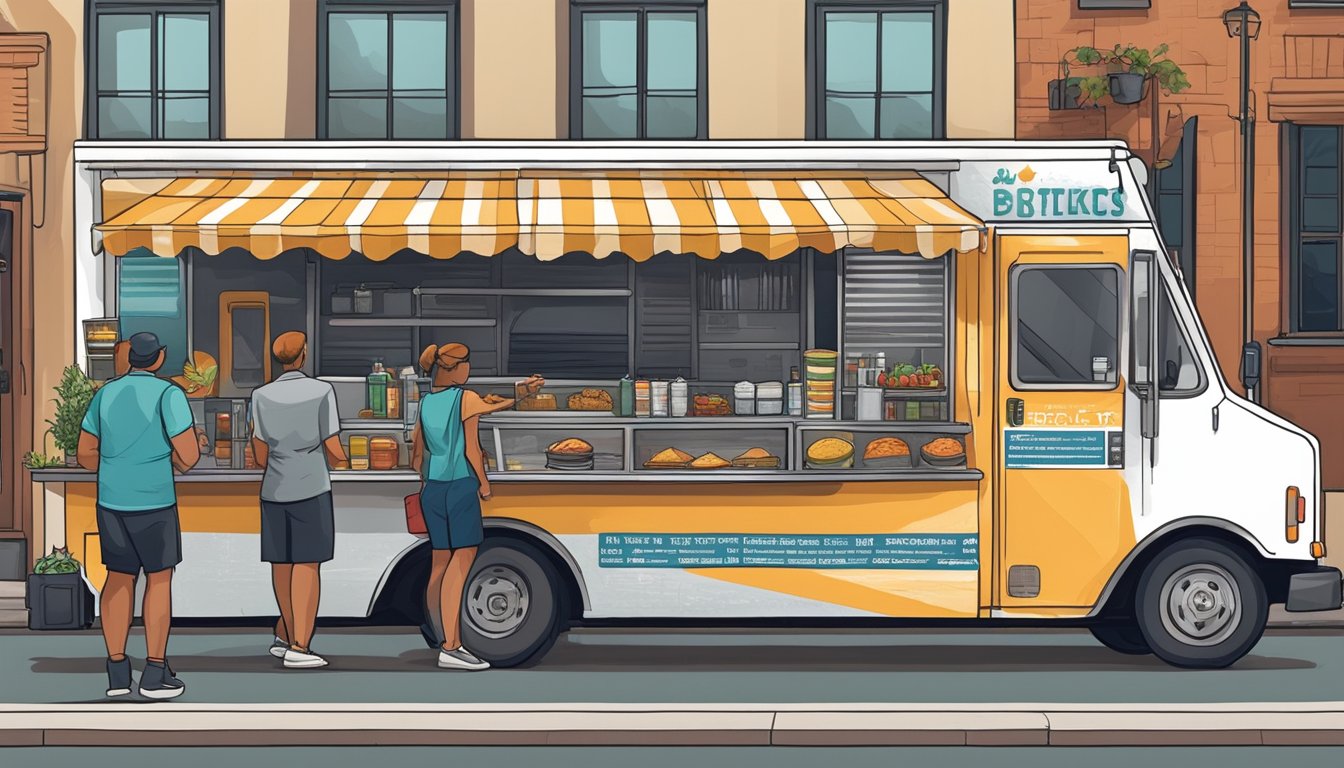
[
  {"xmin": 0, "ymin": 0, "xmax": 1016, "ymax": 570},
  {"xmin": 1015, "ymin": 0, "xmax": 1344, "ymax": 489}
]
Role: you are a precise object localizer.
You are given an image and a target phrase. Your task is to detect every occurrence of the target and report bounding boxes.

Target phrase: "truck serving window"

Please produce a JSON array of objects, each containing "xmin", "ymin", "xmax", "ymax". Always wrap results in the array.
[
  {"xmin": 1133, "ymin": 286, "xmax": 1205, "ymax": 396},
  {"xmin": 1011, "ymin": 265, "xmax": 1121, "ymax": 389}
]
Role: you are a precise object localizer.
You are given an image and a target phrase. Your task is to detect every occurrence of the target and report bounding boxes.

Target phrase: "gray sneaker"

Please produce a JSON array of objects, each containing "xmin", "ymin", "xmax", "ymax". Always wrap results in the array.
[
  {"xmin": 268, "ymin": 636, "xmax": 289, "ymax": 659},
  {"xmin": 138, "ymin": 661, "xmax": 185, "ymax": 700},
  {"xmin": 437, "ymin": 646, "xmax": 490, "ymax": 671},
  {"xmin": 105, "ymin": 657, "xmax": 132, "ymax": 698}
]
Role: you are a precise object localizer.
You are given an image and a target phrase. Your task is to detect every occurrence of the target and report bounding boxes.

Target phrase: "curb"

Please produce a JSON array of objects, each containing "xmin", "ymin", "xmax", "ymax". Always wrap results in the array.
[{"xmin": 2, "ymin": 702, "xmax": 1343, "ymax": 747}]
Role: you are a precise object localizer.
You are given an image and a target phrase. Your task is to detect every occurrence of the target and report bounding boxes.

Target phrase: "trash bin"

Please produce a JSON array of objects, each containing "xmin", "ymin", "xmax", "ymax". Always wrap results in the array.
[{"xmin": 26, "ymin": 572, "xmax": 93, "ymax": 630}]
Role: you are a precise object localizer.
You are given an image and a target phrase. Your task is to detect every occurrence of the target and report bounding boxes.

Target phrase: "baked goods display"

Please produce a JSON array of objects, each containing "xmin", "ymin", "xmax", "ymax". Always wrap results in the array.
[
  {"xmin": 732, "ymin": 447, "xmax": 781, "ymax": 469},
  {"xmin": 803, "ymin": 349, "xmax": 838, "ymax": 418},
  {"xmin": 546, "ymin": 437, "xmax": 595, "ymax": 471},
  {"xmin": 517, "ymin": 393, "xmax": 558, "ymax": 411},
  {"xmin": 921, "ymin": 437, "xmax": 967, "ymax": 467},
  {"xmin": 806, "ymin": 437, "xmax": 855, "ymax": 469},
  {"xmin": 644, "ymin": 447, "xmax": 694, "ymax": 469},
  {"xmin": 567, "ymin": 388, "xmax": 614, "ymax": 411},
  {"xmin": 691, "ymin": 393, "xmax": 732, "ymax": 417},
  {"xmin": 862, "ymin": 437, "xmax": 911, "ymax": 469},
  {"xmin": 689, "ymin": 452, "xmax": 731, "ymax": 469}
]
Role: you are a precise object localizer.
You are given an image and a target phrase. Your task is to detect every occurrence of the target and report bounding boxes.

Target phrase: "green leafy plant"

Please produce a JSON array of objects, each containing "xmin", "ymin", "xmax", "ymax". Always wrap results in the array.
[
  {"xmin": 46, "ymin": 365, "xmax": 95, "ymax": 456},
  {"xmin": 1106, "ymin": 43, "xmax": 1190, "ymax": 95},
  {"xmin": 183, "ymin": 357, "xmax": 217, "ymax": 392},
  {"xmin": 33, "ymin": 546, "xmax": 82, "ymax": 575},
  {"xmin": 22, "ymin": 451, "xmax": 64, "ymax": 469}
]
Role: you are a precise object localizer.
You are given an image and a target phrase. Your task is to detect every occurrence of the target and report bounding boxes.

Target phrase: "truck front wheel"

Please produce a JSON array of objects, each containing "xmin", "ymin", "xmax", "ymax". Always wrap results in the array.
[
  {"xmin": 459, "ymin": 538, "xmax": 564, "ymax": 668},
  {"xmin": 1135, "ymin": 538, "xmax": 1268, "ymax": 669}
]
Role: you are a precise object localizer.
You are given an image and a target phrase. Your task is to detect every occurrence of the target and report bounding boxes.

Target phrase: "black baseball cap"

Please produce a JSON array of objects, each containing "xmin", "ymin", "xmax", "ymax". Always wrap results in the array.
[{"xmin": 127, "ymin": 332, "xmax": 166, "ymax": 368}]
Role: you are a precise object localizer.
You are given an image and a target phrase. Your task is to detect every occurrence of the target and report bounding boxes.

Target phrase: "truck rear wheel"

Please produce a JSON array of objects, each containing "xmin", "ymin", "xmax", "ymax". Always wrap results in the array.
[
  {"xmin": 1089, "ymin": 624, "xmax": 1151, "ymax": 655},
  {"xmin": 459, "ymin": 538, "xmax": 563, "ymax": 668},
  {"xmin": 1135, "ymin": 538, "xmax": 1268, "ymax": 669}
]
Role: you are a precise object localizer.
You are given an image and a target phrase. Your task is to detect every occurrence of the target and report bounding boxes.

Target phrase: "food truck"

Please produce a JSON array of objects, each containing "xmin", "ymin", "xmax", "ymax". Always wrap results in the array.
[{"xmin": 34, "ymin": 140, "xmax": 1342, "ymax": 670}]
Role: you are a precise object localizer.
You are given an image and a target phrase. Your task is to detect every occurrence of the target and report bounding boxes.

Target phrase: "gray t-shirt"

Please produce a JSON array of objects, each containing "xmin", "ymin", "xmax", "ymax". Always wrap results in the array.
[{"xmin": 251, "ymin": 371, "xmax": 340, "ymax": 503}]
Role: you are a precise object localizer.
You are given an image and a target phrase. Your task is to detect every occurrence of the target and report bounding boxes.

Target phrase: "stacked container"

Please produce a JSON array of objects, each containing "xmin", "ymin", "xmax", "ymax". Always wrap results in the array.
[{"xmin": 803, "ymin": 349, "xmax": 837, "ymax": 419}]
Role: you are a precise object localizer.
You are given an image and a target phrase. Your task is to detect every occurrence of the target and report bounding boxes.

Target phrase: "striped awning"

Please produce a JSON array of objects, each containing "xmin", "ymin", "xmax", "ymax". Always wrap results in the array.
[{"xmin": 95, "ymin": 170, "xmax": 985, "ymax": 262}]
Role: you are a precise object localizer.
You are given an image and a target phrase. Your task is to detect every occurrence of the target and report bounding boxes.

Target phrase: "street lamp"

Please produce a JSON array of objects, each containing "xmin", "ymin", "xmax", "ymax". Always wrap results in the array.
[{"xmin": 1224, "ymin": 1, "xmax": 1261, "ymax": 402}]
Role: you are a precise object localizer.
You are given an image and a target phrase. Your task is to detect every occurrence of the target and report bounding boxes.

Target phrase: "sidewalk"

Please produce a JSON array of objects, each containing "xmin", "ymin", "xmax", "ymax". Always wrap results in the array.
[{"xmin": 2, "ymin": 702, "xmax": 1343, "ymax": 747}]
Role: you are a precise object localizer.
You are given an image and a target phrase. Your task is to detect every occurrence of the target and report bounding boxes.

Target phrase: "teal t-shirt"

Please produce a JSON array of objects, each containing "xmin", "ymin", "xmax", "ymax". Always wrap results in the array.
[
  {"xmin": 418, "ymin": 388, "xmax": 473, "ymax": 482},
  {"xmin": 81, "ymin": 372, "xmax": 195, "ymax": 512}
]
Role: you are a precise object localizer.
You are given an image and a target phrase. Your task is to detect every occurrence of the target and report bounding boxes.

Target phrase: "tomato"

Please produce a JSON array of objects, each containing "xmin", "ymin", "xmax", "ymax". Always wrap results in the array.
[
  {"xmin": 898, "ymin": 374, "xmax": 908, "ymax": 387},
  {"xmin": 877, "ymin": 371, "xmax": 888, "ymax": 388}
]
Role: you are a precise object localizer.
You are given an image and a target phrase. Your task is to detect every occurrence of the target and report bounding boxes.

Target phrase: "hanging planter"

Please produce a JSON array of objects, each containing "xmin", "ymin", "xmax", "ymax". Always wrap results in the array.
[
  {"xmin": 1109, "ymin": 72, "xmax": 1147, "ymax": 104},
  {"xmin": 1048, "ymin": 78, "xmax": 1083, "ymax": 110}
]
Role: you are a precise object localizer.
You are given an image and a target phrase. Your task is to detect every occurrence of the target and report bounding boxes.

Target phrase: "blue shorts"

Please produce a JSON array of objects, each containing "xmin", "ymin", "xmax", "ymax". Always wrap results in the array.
[{"xmin": 421, "ymin": 478, "xmax": 483, "ymax": 551}]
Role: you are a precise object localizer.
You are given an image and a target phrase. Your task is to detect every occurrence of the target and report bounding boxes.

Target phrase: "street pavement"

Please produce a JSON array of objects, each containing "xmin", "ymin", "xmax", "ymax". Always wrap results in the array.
[{"xmin": 2, "ymin": 625, "xmax": 1342, "ymax": 705}]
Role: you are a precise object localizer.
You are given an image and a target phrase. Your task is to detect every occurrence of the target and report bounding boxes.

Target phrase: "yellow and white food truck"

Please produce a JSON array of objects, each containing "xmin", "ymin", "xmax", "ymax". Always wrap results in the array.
[{"xmin": 37, "ymin": 140, "xmax": 1342, "ymax": 669}]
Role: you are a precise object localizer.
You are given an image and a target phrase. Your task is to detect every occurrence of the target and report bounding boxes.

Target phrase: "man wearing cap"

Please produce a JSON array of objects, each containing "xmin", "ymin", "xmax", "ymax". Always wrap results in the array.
[
  {"xmin": 250, "ymin": 331, "xmax": 346, "ymax": 669},
  {"xmin": 78, "ymin": 332, "xmax": 201, "ymax": 700}
]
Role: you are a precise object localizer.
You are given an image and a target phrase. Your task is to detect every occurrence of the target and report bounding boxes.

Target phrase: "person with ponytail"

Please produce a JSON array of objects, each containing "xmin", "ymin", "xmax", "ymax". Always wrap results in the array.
[{"xmin": 410, "ymin": 342, "xmax": 542, "ymax": 669}]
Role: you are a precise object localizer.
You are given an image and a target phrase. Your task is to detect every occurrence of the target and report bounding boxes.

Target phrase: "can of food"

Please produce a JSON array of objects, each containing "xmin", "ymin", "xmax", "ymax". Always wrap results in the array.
[{"xmin": 348, "ymin": 435, "xmax": 370, "ymax": 471}]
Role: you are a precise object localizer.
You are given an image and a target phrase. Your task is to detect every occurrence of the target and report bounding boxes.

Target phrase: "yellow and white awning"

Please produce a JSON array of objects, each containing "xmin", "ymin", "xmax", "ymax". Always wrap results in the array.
[{"xmin": 95, "ymin": 170, "xmax": 984, "ymax": 262}]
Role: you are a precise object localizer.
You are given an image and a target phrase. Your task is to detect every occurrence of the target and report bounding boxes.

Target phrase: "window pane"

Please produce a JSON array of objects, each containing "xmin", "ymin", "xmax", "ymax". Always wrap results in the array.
[
  {"xmin": 393, "ymin": 97, "xmax": 448, "ymax": 139},
  {"xmin": 160, "ymin": 95, "xmax": 210, "ymax": 139},
  {"xmin": 393, "ymin": 13, "xmax": 447, "ymax": 91},
  {"xmin": 646, "ymin": 94, "xmax": 697, "ymax": 138},
  {"xmin": 824, "ymin": 12, "xmax": 877, "ymax": 92},
  {"xmin": 1302, "ymin": 126, "xmax": 1340, "ymax": 168},
  {"xmin": 329, "ymin": 13, "xmax": 388, "ymax": 91},
  {"xmin": 98, "ymin": 14, "xmax": 151, "ymax": 91},
  {"xmin": 1303, "ymin": 197, "xmax": 1341, "ymax": 232},
  {"xmin": 583, "ymin": 12, "xmax": 637, "ymax": 89},
  {"xmin": 118, "ymin": 250, "xmax": 187, "ymax": 369},
  {"xmin": 1157, "ymin": 146, "xmax": 1183, "ymax": 192},
  {"xmin": 825, "ymin": 96, "xmax": 875, "ymax": 139},
  {"xmin": 1015, "ymin": 267, "xmax": 1120, "ymax": 386},
  {"xmin": 647, "ymin": 13, "xmax": 697, "ymax": 91},
  {"xmin": 1158, "ymin": 192, "xmax": 1183, "ymax": 247},
  {"xmin": 160, "ymin": 14, "xmax": 210, "ymax": 91},
  {"xmin": 97, "ymin": 95, "xmax": 152, "ymax": 139},
  {"xmin": 582, "ymin": 94, "xmax": 638, "ymax": 139},
  {"xmin": 1299, "ymin": 240, "xmax": 1341, "ymax": 332},
  {"xmin": 881, "ymin": 12, "xmax": 933, "ymax": 92},
  {"xmin": 1305, "ymin": 167, "xmax": 1339, "ymax": 196},
  {"xmin": 878, "ymin": 93, "xmax": 933, "ymax": 139},
  {"xmin": 328, "ymin": 97, "xmax": 388, "ymax": 138},
  {"xmin": 1158, "ymin": 290, "xmax": 1200, "ymax": 392}
]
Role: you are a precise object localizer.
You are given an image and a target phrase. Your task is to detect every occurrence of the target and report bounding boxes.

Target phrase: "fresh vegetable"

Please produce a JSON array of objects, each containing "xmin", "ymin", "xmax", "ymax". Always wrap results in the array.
[
  {"xmin": 877, "ymin": 371, "xmax": 888, "ymax": 388},
  {"xmin": 33, "ymin": 546, "xmax": 82, "ymax": 575},
  {"xmin": 22, "ymin": 452, "xmax": 64, "ymax": 469}
]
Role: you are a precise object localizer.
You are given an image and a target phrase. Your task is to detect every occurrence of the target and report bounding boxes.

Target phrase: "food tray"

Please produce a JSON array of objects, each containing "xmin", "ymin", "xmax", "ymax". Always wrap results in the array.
[
  {"xmin": 920, "ymin": 452, "xmax": 967, "ymax": 468},
  {"xmin": 862, "ymin": 454, "xmax": 913, "ymax": 469}
]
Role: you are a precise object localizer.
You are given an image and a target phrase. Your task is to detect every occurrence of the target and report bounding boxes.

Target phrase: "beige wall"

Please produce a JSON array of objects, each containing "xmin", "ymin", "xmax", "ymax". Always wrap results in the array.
[
  {"xmin": 224, "ymin": 0, "xmax": 315, "ymax": 139},
  {"xmin": 468, "ymin": 0, "xmax": 561, "ymax": 139},
  {"xmin": 945, "ymin": 0, "xmax": 1014, "ymax": 139},
  {"xmin": 708, "ymin": 0, "xmax": 805, "ymax": 139}
]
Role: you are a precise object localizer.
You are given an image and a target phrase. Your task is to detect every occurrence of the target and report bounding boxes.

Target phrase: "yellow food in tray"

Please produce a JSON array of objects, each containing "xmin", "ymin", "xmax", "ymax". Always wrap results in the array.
[
  {"xmin": 688, "ymin": 452, "xmax": 731, "ymax": 469},
  {"xmin": 645, "ymin": 447, "xmax": 694, "ymax": 468},
  {"xmin": 547, "ymin": 438, "xmax": 594, "ymax": 455},
  {"xmin": 732, "ymin": 447, "xmax": 781, "ymax": 469},
  {"xmin": 864, "ymin": 437, "xmax": 910, "ymax": 459},
  {"xmin": 922, "ymin": 437, "xmax": 965, "ymax": 458},
  {"xmin": 806, "ymin": 437, "xmax": 854, "ymax": 463}
]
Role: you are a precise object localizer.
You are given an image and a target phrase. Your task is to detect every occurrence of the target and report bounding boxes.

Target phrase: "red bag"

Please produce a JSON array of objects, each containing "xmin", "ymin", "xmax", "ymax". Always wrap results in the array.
[{"xmin": 404, "ymin": 493, "xmax": 428, "ymax": 538}]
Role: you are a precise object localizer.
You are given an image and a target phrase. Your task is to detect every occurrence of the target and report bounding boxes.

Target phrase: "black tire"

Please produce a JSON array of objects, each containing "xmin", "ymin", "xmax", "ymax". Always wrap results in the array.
[
  {"xmin": 1135, "ymin": 538, "xmax": 1268, "ymax": 669},
  {"xmin": 1089, "ymin": 624, "xmax": 1152, "ymax": 655},
  {"xmin": 459, "ymin": 538, "xmax": 563, "ymax": 668}
]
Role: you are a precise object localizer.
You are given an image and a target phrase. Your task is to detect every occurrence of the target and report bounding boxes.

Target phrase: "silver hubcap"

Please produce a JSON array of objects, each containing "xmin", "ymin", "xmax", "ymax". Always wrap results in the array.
[
  {"xmin": 1159, "ymin": 564, "xmax": 1241, "ymax": 647},
  {"xmin": 465, "ymin": 565, "xmax": 529, "ymax": 638}
]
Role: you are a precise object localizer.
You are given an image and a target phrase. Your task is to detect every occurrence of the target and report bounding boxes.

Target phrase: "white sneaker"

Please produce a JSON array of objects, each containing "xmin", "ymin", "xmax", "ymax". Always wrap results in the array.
[
  {"xmin": 282, "ymin": 647, "xmax": 329, "ymax": 669},
  {"xmin": 268, "ymin": 636, "xmax": 288, "ymax": 659},
  {"xmin": 437, "ymin": 646, "xmax": 490, "ymax": 671}
]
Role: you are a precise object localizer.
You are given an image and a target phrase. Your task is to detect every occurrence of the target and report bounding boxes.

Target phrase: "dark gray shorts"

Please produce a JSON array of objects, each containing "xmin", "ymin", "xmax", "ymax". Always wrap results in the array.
[
  {"xmin": 96, "ymin": 505, "xmax": 182, "ymax": 575},
  {"xmin": 261, "ymin": 492, "xmax": 335, "ymax": 564}
]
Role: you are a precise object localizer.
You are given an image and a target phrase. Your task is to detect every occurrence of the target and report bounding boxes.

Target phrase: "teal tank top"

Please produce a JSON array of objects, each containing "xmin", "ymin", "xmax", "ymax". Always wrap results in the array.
[{"xmin": 419, "ymin": 388, "xmax": 474, "ymax": 482}]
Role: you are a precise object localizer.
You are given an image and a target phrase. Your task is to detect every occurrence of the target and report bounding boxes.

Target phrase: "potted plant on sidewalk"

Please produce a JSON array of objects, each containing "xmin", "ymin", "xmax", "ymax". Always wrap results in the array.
[
  {"xmin": 27, "ymin": 547, "xmax": 94, "ymax": 631},
  {"xmin": 1105, "ymin": 43, "xmax": 1190, "ymax": 104},
  {"xmin": 47, "ymin": 365, "xmax": 95, "ymax": 467}
]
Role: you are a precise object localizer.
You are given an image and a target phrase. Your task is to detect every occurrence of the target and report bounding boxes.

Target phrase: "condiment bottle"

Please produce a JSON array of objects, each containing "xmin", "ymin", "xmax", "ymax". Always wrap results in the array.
[
  {"xmin": 670, "ymin": 376, "xmax": 688, "ymax": 417},
  {"xmin": 367, "ymin": 360, "xmax": 389, "ymax": 418},
  {"xmin": 651, "ymin": 380, "xmax": 669, "ymax": 417},
  {"xmin": 787, "ymin": 366, "xmax": 803, "ymax": 416},
  {"xmin": 618, "ymin": 375, "xmax": 635, "ymax": 417},
  {"xmin": 634, "ymin": 378, "xmax": 651, "ymax": 417},
  {"xmin": 386, "ymin": 374, "xmax": 400, "ymax": 420},
  {"xmin": 349, "ymin": 435, "xmax": 370, "ymax": 470}
]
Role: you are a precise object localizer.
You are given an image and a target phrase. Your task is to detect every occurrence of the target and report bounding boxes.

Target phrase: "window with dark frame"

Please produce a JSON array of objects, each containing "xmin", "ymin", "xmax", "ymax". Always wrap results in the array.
[
  {"xmin": 318, "ymin": 0, "xmax": 458, "ymax": 140},
  {"xmin": 1077, "ymin": 1, "xmax": 1151, "ymax": 10},
  {"xmin": 1011, "ymin": 265, "xmax": 1121, "ymax": 389},
  {"xmin": 1288, "ymin": 124, "xmax": 1344, "ymax": 334},
  {"xmin": 570, "ymin": 1, "xmax": 706, "ymax": 140},
  {"xmin": 1289, "ymin": 2, "xmax": 1344, "ymax": 9},
  {"xmin": 809, "ymin": 1, "xmax": 945, "ymax": 140},
  {"xmin": 86, "ymin": 0, "xmax": 220, "ymax": 140}
]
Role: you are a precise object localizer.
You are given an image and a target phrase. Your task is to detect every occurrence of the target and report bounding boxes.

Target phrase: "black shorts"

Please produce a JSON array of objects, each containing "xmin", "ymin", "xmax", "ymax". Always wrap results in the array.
[
  {"xmin": 96, "ymin": 505, "xmax": 182, "ymax": 575},
  {"xmin": 261, "ymin": 492, "xmax": 335, "ymax": 564}
]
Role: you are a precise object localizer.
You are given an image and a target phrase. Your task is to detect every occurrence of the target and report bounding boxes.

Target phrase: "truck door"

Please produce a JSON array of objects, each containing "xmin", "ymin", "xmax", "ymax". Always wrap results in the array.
[{"xmin": 995, "ymin": 235, "xmax": 1140, "ymax": 611}]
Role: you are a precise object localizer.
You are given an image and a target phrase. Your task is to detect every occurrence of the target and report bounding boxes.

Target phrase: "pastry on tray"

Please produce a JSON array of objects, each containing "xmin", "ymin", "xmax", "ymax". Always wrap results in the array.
[
  {"xmin": 547, "ymin": 437, "xmax": 594, "ymax": 455},
  {"xmin": 644, "ymin": 447, "xmax": 694, "ymax": 469},
  {"xmin": 689, "ymin": 452, "xmax": 731, "ymax": 469},
  {"xmin": 567, "ymin": 388, "xmax": 614, "ymax": 411},
  {"xmin": 517, "ymin": 393, "xmax": 558, "ymax": 411},
  {"xmin": 732, "ymin": 447, "xmax": 781, "ymax": 469},
  {"xmin": 921, "ymin": 437, "xmax": 967, "ymax": 467},
  {"xmin": 864, "ymin": 437, "xmax": 911, "ymax": 459}
]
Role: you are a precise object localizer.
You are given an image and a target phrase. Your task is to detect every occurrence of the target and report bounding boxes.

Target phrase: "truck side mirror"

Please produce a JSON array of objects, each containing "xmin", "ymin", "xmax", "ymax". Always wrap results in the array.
[{"xmin": 1240, "ymin": 341, "xmax": 1262, "ymax": 394}]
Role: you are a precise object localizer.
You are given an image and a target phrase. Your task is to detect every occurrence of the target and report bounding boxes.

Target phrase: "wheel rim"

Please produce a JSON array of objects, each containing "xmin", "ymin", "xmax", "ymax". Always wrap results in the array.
[
  {"xmin": 465, "ymin": 564, "xmax": 530, "ymax": 639},
  {"xmin": 1159, "ymin": 563, "xmax": 1241, "ymax": 647}
]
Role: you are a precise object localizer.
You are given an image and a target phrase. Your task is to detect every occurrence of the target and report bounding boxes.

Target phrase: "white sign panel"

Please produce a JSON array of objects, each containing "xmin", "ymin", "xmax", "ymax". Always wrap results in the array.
[{"xmin": 952, "ymin": 160, "xmax": 1147, "ymax": 222}]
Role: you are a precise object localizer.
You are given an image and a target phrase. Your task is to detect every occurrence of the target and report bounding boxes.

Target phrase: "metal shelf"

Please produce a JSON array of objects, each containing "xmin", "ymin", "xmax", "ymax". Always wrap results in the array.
[{"xmin": 326, "ymin": 317, "xmax": 497, "ymax": 327}]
